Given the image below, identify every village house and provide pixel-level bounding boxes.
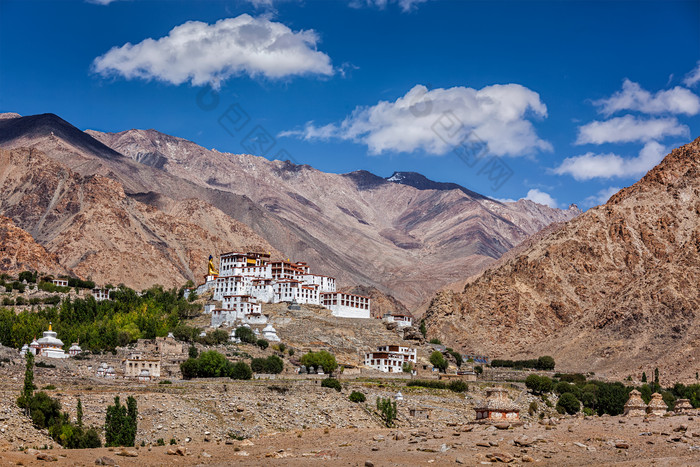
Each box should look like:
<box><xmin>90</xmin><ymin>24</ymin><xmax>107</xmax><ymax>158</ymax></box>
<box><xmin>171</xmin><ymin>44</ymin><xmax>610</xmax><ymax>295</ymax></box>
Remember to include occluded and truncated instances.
<box><xmin>623</xmin><ymin>389</ymin><xmax>647</xmax><ymax>416</ymax></box>
<box><xmin>474</xmin><ymin>387</ymin><xmax>520</xmax><ymax>421</ymax></box>
<box><xmin>409</xmin><ymin>407</ymin><xmax>432</xmax><ymax>420</ymax></box>
<box><xmin>364</xmin><ymin>345</ymin><xmax>417</xmax><ymax>373</ymax></box>
<box><xmin>91</xmin><ymin>288</ymin><xmax>111</xmax><ymax>301</ymax></box>
<box><xmin>196</xmin><ymin>252</ymin><xmax>371</xmax><ymax>326</ymax></box>
<box><xmin>51</xmin><ymin>279</ymin><xmax>69</xmax><ymax>287</ymax></box>
<box><xmin>123</xmin><ymin>353</ymin><xmax>161</xmax><ymax>380</ymax></box>
<box><xmin>382</xmin><ymin>313</ymin><xmax>413</xmax><ymax>327</ymax></box>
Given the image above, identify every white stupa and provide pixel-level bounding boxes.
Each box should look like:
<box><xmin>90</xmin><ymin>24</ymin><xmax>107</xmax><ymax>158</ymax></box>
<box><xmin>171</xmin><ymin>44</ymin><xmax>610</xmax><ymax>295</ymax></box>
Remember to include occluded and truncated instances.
<box><xmin>262</xmin><ymin>323</ymin><xmax>280</xmax><ymax>342</ymax></box>
<box><xmin>69</xmin><ymin>342</ymin><xmax>82</xmax><ymax>356</ymax></box>
<box><xmin>35</xmin><ymin>323</ymin><xmax>67</xmax><ymax>359</ymax></box>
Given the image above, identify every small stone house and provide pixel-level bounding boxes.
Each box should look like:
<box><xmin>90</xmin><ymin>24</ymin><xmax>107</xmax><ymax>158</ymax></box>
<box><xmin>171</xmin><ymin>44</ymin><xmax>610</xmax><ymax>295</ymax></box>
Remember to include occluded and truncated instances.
<box><xmin>646</xmin><ymin>393</ymin><xmax>667</xmax><ymax>416</ymax></box>
<box><xmin>623</xmin><ymin>389</ymin><xmax>647</xmax><ymax>417</ymax></box>
<box><xmin>409</xmin><ymin>407</ymin><xmax>432</xmax><ymax>420</ymax></box>
<box><xmin>474</xmin><ymin>387</ymin><xmax>520</xmax><ymax>421</ymax></box>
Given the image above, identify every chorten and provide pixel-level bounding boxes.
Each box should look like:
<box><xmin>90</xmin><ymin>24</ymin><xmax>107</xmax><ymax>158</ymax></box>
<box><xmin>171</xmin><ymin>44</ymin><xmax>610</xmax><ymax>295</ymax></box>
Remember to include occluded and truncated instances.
<box><xmin>262</xmin><ymin>323</ymin><xmax>280</xmax><ymax>342</ymax></box>
<box><xmin>623</xmin><ymin>389</ymin><xmax>647</xmax><ymax>416</ymax></box>
<box><xmin>646</xmin><ymin>393</ymin><xmax>668</xmax><ymax>416</ymax></box>
<box><xmin>673</xmin><ymin>398</ymin><xmax>693</xmax><ymax>414</ymax></box>
<box><xmin>474</xmin><ymin>387</ymin><xmax>520</xmax><ymax>421</ymax></box>
<box><xmin>35</xmin><ymin>323</ymin><xmax>67</xmax><ymax>359</ymax></box>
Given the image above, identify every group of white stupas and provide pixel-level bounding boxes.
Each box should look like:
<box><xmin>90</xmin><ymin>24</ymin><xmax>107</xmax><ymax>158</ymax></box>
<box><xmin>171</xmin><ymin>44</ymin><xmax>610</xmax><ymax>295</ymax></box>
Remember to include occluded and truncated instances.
<box><xmin>20</xmin><ymin>322</ymin><xmax>81</xmax><ymax>359</ymax></box>
<box><xmin>191</xmin><ymin>252</ymin><xmax>372</xmax><ymax>329</ymax></box>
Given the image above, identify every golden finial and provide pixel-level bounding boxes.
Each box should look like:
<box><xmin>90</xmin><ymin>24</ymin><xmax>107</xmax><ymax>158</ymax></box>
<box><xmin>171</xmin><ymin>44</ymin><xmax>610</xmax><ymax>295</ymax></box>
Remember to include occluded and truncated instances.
<box><xmin>49</xmin><ymin>322</ymin><xmax>52</xmax><ymax>332</ymax></box>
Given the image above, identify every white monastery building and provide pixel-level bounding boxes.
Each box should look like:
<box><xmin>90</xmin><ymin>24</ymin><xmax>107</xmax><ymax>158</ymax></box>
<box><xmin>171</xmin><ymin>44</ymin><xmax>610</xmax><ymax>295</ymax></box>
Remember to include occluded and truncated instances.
<box><xmin>196</xmin><ymin>252</ymin><xmax>371</xmax><ymax>327</ymax></box>
<box><xmin>382</xmin><ymin>313</ymin><xmax>413</xmax><ymax>327</ymax></box>
<box><xmin>364</xmin><ymin>345</ymin><xmax>417</xmax><ymax>373</ymax></box>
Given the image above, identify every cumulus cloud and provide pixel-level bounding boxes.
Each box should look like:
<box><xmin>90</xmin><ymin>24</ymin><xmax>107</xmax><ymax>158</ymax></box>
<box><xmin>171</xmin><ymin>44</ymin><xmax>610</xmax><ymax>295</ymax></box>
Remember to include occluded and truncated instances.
<box><xmin>281</xmin><ymin>84</ymin><xmax>552</xmax><ymax>157</ymax></box>
<box><xmin>350</xmin><ymin>0</ymin><xmax>431</xmax><ymax>11</ymax></box>
<box><xmin>583</xmin><ymin>186</ymin><xmax>621</xmax><ymax>208</ymax></box>
<box><xmin>92</xmin><ymin>15</ymin><xmax>334</xmax><ymax>86</ymax></box>
<box><xmin>553</xmin><ymin>141</ymin><xmax>666</xmax><ymax>181</ymax></box>
<box><xmin>593</xmin><ymin>79</ymin><xmax>700</xmax><ymax>116</ymax></box>
<box><xmin>524</xmin><ymin>189</ymin><xmax>558</xmax><ymax>208</ymax></box>
<box><xmin>684</xmin><ymin>61</ymin><xmax>700</xmax><ymax>87</ymax></box>
<box><xmin>575</xmin><ymin>115</ymin><xmax>688</xmax><ymax>145</ymax></box>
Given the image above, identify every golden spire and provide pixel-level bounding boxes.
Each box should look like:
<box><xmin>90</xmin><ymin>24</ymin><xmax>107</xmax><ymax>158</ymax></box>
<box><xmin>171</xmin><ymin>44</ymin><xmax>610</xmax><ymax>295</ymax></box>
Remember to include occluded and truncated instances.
<box><xmin>49</xmin><ymin>322</ymin><xmax>52</xmax><ymax>332</ymax></box>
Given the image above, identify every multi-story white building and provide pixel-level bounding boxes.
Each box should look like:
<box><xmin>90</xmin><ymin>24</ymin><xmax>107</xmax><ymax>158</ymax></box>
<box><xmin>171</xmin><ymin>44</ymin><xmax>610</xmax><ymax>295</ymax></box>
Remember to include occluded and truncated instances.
<box><xmin>383</xmin><ymin>313</ymin><xmax>413</xmax><ymax>327</ymax></box>
<box><xmin>364</xmin><ymin>345</ymin><xmax>417</xmax><ymax>373</ymax></box>
<box><xmin>322</xmin><ymin>292</ymin><xmax>371</xmax><ymax>319</ymax></box>
<box><xmin>201</xmin><ymin>252</ymin><xmax>370</xmax><ymax>327</ymax></box>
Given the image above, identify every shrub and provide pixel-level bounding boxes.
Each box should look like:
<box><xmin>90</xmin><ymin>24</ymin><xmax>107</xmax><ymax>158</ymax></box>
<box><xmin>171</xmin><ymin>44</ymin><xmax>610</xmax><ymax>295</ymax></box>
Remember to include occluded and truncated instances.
<box><xmin>288</xmin><ymin>348</ymin><xmax>295</xmax><ymax>356</ymax></box>
<box><xmin>537</xmin><ymin>356</ymin><xmax>556</xmax><ymax>370</ymax></box>
<box><xmin>474</xmin><ymin>365</ymin><xmax>483</xmax><ymax>374</ymax></box>
<box><xmin>556</xmin><ymin>393</ymin><xmax>580</xmax><ymax>415</ymax></box>
<box><xmin>349</xmin><ymin>391</ymin><xmax>366</xmax><ymax>403</ymax></box>
<box><xmin>256</xmin><ymin>339</ymin><xmax>269</xmax><ymax>350</ymax></box>
<box><xmin>156</xmin><ymin>438</ymin><xmax>165</xmax><ymax>446</ymax></box>
<box><xmin>277</xmin><ymin>343</ymin><xmax>286</xmax><ymax>353</ymax></box>
<box><xmin>169</xmin><ymin>438</ymin><xmax>177</xmax><ymax>445</ymax></box>
<box><xmin>407</xmin><ymin>380</ymin><xmax>447</xmax><ymax>390</ymax></box>
<box><xmin>36</xmin><ymin>361</ymin><xmax>56</xmax><ymax>369</ymax></box>
<box><xmin>179</xmin><ymin>358</ymin><xmax>200</xmax><ymax>380</ymax></box>
<box><xmin>42</xmin><ymin>385</ymin><xmax>57</xmax><ymax>390</ymax></box>
<box><xmin>188</xmin><ymin>345</ymin><xmax>198</xmax><ymax>359</ymax></box>
<box><xmin>582</xmin><ymin>407</ymin><xmax>595</xmax><ymax>416</ymax></box>
<box><xmin>321</xmin><ymin>378</ymin><xmax>342</xmax><ymax>392</ymax></box>
<box><xmin>251</xmin><ymin>355</ymin><xmax>284</xmax><ymax>374</ymax></box>
<box><xmin>448</xmin><ymin>380</ymin><xmax>468</xmax><ymax>393</ymax></box>
<box><xmin>429</xmin><ymin>338</ymin><xmax>442</xmax><ymax>345</ymax></box>
<box><xmin>200</xmin><ymin>329</ymin><xmax>229</xmax><ymax>346</ymax></box>
<box><xmin>448</xmin><ymin>350</ymin><xmax>463</xmax><ymax>368</ymax></box>
<box><xmin>159</xmin><ymin>380</ymin><xmax>172</xmax><ymax>385</ymax></box>
<box><xmin>528</xmin><ymin>401</ymin><xmax>538</xmax><ymax>415</ymax></box>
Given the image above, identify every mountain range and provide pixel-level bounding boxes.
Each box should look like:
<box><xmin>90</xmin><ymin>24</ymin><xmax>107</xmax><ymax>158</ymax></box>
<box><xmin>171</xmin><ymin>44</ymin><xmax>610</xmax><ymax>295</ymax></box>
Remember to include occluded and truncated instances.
<box><xmin>423</xmin><ymin>137</ymin><xmax>700</xmax><ymax>383</ymax></box>
<box><xmin>0</xmin><ymin>112</ymin><xmax>579</xmax><ymax>309</ymax></box>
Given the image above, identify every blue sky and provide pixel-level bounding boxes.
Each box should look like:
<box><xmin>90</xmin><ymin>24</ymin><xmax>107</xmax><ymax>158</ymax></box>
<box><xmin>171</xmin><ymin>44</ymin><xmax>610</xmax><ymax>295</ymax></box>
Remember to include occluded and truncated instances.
<box><xmin>1</xmin><ymin>0</ymin><xmax>699</xmax><ymax>208</ymax></box>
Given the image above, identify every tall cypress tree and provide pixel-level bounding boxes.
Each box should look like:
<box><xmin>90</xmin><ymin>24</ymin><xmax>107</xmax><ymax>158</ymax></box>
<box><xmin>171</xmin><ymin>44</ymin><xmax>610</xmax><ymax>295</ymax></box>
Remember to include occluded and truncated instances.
<box><xmin>19</xmin><ymin>352</ymin><xmax>34</xmax><ymax>415</ymax></box>
<box><xmin>76</xmin><ymin>398</ymin><xmax>83</xmax><ymax>428</ymax></box>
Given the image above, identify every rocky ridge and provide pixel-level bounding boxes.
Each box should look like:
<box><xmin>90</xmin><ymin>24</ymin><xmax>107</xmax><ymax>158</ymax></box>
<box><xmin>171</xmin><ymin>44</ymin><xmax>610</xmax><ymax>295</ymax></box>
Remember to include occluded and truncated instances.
<box><xmin>423</xmin><ymin>137</ymin><xmax>700</xmax><ymax>383</ymax></box>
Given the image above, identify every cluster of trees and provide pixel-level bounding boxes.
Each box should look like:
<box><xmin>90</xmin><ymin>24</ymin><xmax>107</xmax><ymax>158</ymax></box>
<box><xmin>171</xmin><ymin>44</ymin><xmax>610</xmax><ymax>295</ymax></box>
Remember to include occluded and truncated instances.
<box><xmin>180</xmin><ymin>350</ymin><xmax>253</xmax><ymax>380</ymax></box>
<box><xmin>251</xmin><ymin>355</ymin><xmax>284</xmax><ymax>374</ymax></box>
<box><xmin>300</xmin><ymin>350</ymin><xmax>338</xmax><ymax>375</ymax></box>
<box><xmin>376</xmin><ymin>397</ymin><xmax>397</xmax><ymax>427</ymax></box>
<box><xmin>491</xmin><ymin>356</ymin><xmax>555</xmax><ymax>371</ymax></box>
<box><xmin>104</xmin><ymin>396</ymin><xmax>138</xmax><ymax>447</ymax></box>
<box><xmin>16</xmin><ymin>353</ymin><xmax>101</xmax><ymax>448</ymax></box>
<box><xmin>0</xmin><ymin>286</ymin><xmax>199</xmax><ymax>351</ymax></box>
<box><xmin>2</xmin><ymin>295</ymin><xmax>61</xmax><ymax>307</ymax></box>
<box><xmin>525</xmin><ymin>373</ymin><xmax>700</xmax><ymax>416</ymax></box>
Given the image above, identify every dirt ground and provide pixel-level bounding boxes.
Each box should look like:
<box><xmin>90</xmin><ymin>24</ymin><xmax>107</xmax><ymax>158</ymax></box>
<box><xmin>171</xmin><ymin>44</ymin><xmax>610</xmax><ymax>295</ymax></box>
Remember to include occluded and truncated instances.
<box><xmin>1</xmin><ymin>413</ymin><xmax>698</xmax><ymax>466</ymax></box>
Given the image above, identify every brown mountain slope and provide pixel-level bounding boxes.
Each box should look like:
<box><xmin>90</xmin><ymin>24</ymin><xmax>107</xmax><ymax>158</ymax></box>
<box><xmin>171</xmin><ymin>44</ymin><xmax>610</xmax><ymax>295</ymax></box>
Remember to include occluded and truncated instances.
<box><xmin>0</xmin><ymin>113</ymin><xmax>579</xmax><ymax>308</ymax></box>
<box><xmin>423</xmin><ymin>138</ymin><xmax>700</xmax><ymax>383</ymax></box>
<box><xmin>0</xmin><ymin>148</ymin><xmax>277</xmax><ymax>289</ymax></box>
<box><xmin>0</xmin><ymin>216</ymin><xmax>68</xmax><ymax>277</ymax></box>
<box><xmin>86</xmin><ymin>127</ymin><xmax>579</xmax><ymax>308</ymax></box>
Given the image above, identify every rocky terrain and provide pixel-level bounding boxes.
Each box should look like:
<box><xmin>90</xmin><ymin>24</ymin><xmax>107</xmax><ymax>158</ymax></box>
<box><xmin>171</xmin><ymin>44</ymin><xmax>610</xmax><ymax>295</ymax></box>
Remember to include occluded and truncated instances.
<box><xmin>423</xmin><ymin>137</ymin><xmax>700</xmax><ymax>383</ymax></box>
<box><xmin>0</xmin><ymin>216</ymin><xmax>68</xmax><ymax>277</ymax></box>
<box><xmin>0</xmin><ymin>112</ymin><xmax>579</xmax><ymax>308</ymax></box>
<box><xmin>0</xmin><ymin>148</ymin><xmax>278</xmax><ymax>290</ymax></box>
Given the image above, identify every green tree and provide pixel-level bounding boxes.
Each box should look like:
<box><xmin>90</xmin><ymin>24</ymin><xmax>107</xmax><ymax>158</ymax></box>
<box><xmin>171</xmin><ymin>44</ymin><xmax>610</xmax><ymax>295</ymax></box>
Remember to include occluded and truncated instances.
<box><xmin>76</xmin><ymin>398</ymin><xmax>83</xmax><ymax>428</ymax></box>
<box><xmin>234</xmin><ymin>326</ymin><xmax>256</xmax><ymax>344</ymax></box>
<box><xmin>256</xmin><ymin>338</ymin><xmax>269</xmax><ymax>350</ymax></box>
<box><xmin>228</xmin><ymin>361</ymin><xmax>253</xmax><ymax>380</ymax></box>
<box><xmin>188</xmin><ymin>345</ymin><xmax>198</xmax><ymax>359</ymax></box>
<box><xmin>180</xmin><ymin>358</ymin><xmax>199</xmax><ymax>379</ymax></box>
<box><xmin>376</xmin><ymin>397</ymin><xmax>397</xmax><ymax>427</ymax></box>
<box><xmin>197</xmin><ymin>350</ymin><xmax>229</xmax><ymax>377</ymax></box>
<box><xmin>556</xmin><ymin>393</ymin><xmax>580</xmax><ymax>415</ymax></box>
<box><xmin>641</xmin><ymin>372</ymin><xmax>647</xmax><ymax>383</ymax></box>
<box><xmin>349</xmin><ymin>391</ymin><xmax>366</xmax><ymax>403</ymax></box>
<box><xmin>419</xmin><ymin>320</ymin><xmax>427</xmax><ymax>338</ymax></box>
<box><xmin>18</xmin><ymin>352</ymin><xmax>35</xmax><ymax>415</ymax></box>
<box><xmin>537</xmin><ymin>356</ymin><xmax>556</xmax><ymax>370</ymax></box>
<box><xmin>654</xmin><ymin>367</ymin><xmax>659</xmax><ymax>385</ymax></box>
<box><xmin>448</xmin><ymin>350</ymin><xmax>463</xmax><ymax>368</ymax></box>
<box><xmin>104</xmin><ymin>396</ymin><xmax>137</xmax><ymax>447</ymax></box>
<box><xmin>429</xmin><ymin>351</ymin><xmax>448</xmax><ymax>372</ymax></box>
<box><xmin>300</xmin><ymin>350</ymin><xmax>338</xmax><ymax>375</ymax></box>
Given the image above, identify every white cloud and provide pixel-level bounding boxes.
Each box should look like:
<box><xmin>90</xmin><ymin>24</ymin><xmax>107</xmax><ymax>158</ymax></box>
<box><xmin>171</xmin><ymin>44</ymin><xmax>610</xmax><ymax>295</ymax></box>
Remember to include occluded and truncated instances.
<box><xmin>553</xmin><ymin>141</ymin><xmax>666</xmax><ymax>181</ymax></box>
<box><xmin>350</xmin><ymin>0</ymin><xmax>430</xmax><ymax>11</ymax></box>
<box><xmin>683</xmin><ymin>61</ymin><xmax>700</xmax><ymax>87</ymax></box>
<box><xmin>523</xmin><ymin>189</ymin><xmax>558</xmax><ymax>208</ymax></box>
<box><xmin>583</xmin><ymin>186</ymin><xmax>621</xmax><ymax>208</ymax></box>
<box><xmin>593</xmin><ymin>79</ymin><xmax>700</xmax><ymax>116</ymax></box>
<box><xmin>281</xmin><ymin>84</ymin><xmax>552</xmax><ymax>157</ymax></box>
<box><xmin>92</xmin><ymin>15</ymin><xmax>334</xmax><ymax>86</ymax></box>
<box><xmin>575</xmin><ymin>115</ymin><xmax>688</xmax><ymax>145</ymax></box>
